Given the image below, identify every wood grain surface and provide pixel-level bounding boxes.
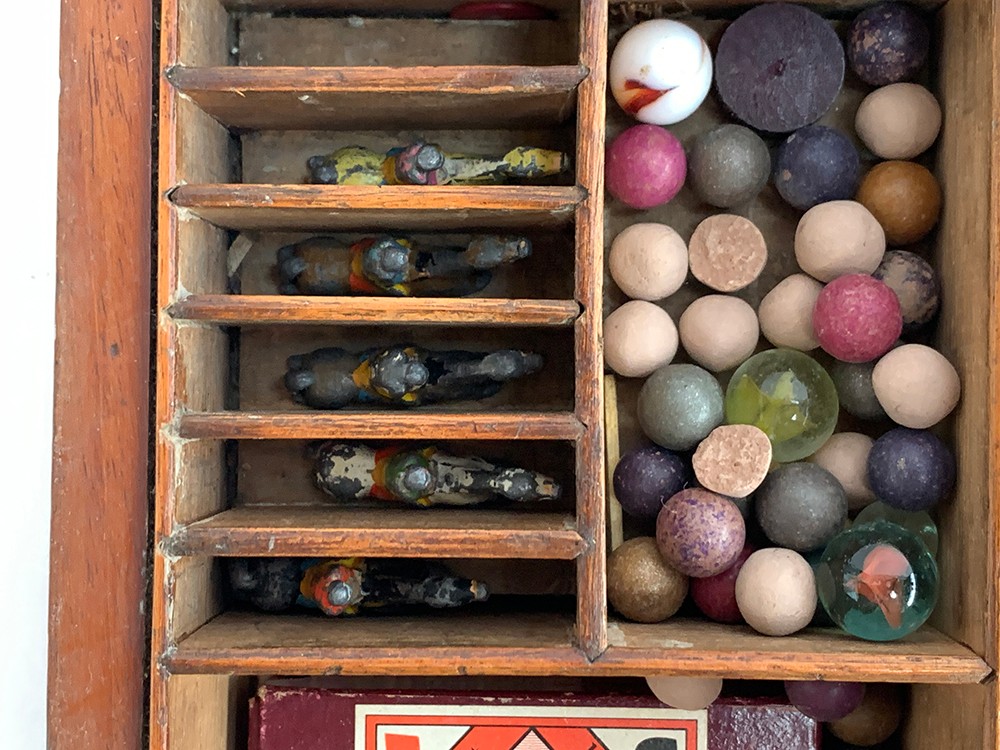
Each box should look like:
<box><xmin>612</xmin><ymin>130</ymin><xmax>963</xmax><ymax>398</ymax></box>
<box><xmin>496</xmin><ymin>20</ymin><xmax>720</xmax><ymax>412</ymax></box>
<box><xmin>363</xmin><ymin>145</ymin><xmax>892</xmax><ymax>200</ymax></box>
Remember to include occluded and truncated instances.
<box><xmin>178</xmin><ymin>411</ymin><xmax>585</xmax><ymax>440</ymax></box>
<box><xmin>170</xmin><ymin>184</ymin><xmax>584</xmax><ymax>230</ymax></box>
<box><xmin>164</xmin><ymin>612</ymin><xmax>990</xmax><ymax>682</ymax></box>
<box><xmin>169</xmin><ymin>294</ymin><xmax>580</xmax><ymax>326</ymax></box>
<box><xmin>48</xmin><ymin>0</ymin><xmax>152</xmax><ymax>747</ymax></box>
<box><xmin>167</xmin><ymin>507</ymin><xmax>585</xmax><ymax>559</ymax></box>
<box><xmin>574</xmin><ymin>0</ymin><xmax>608</xmax><ymax>662</ymax></box>
<box><xmin>167</xmin><ymin>65</ymin><xmax>585</xmax><ymax>129</ymax></box>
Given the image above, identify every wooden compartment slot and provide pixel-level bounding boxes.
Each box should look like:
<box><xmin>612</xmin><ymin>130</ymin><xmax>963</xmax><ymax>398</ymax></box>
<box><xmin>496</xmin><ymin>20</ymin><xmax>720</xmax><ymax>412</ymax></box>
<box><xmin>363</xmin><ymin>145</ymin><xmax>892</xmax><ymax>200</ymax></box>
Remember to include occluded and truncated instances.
<box><xmin>167</xmin><ymin>65</ymin><xmax>586</xmax><ymax>131</ymax></box>
<box><xmin>171</xmin><ymin>224</ymin><xmax>578</xmax><ymax>305</ymax></box>
<box><xmin>236</xmin><ymin>17</ymin><xmax>579</xmax><ymax>68</ymax></box>
<box><xmin>235</xmin><ymin>324</ymin><xmax>574</xmax><ymax>411</ymax></box>
<box><xmin>167</xmin><ymin>437</ymin><xmax>582</xmax><ymax>559</ymax></box>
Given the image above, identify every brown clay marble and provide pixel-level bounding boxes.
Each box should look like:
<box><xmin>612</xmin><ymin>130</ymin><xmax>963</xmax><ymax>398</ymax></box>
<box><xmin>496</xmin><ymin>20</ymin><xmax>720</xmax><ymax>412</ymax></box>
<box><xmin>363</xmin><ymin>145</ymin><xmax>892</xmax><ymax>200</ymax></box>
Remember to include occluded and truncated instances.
<box><xmin>757</xmin><ymin>273</ymin><xmax>823</xmax><ymax>351</ymax></box>
<box><xmin>609</xmin><ymin>223</ymin><xmax>689</xmax><ymax>301</ymax></box>
<box><xmin>688</xmin><ymin>214</ymin><xmax>768</xmax><ymax>292</ymax></box>
<box><xmin>856</xmin><ymin>161</ymin><xmax>941</xmax><ymax>245</ymax></box>
<box><xmin>604</xmin><ymin>300</ymin><xmax>679</xmax><ymax>378</ymax></box>
<box><xmin>828</xmin><ymin>683</ymin><xmax>904</xmax><ymax>746</ymax></box>
<box><xmin>794</xmin><ymin>200</ymin><xmax>886</xmax><ymax>282</ymax></box>
<box><xmin>855</xmin><ymin>83</ymin><xmax>942</xmax><ymax>160</ymax></box>
<box><xmin>692</xmin><ymin>424</ymin><xmax>773</xmax><ymax>498</ymax></box>
<box><xmin>607</xmin><ymin>537</ymin><xmax>689</xmax><ymax>623</ymax></box>
<box><xmin>678</xmin><ymin>295</ymin><xmax>759</xmax><ymax>372</ymax></box>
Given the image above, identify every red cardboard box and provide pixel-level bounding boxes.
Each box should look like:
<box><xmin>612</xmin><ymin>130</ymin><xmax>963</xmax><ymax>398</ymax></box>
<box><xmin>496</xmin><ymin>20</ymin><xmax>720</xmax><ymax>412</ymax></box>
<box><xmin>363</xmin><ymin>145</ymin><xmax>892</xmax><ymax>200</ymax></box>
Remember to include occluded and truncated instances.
<box><xmin>249</xmin><ymin>686</ymin><xmax>819</xmax><ymax>750</ymax></box>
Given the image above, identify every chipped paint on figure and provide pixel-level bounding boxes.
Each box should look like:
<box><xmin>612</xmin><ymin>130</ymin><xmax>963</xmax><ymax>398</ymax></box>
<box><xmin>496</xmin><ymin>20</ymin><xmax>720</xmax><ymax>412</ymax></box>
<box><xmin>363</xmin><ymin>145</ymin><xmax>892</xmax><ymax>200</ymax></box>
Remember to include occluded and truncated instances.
<box><xmin>315</xmin><ymin>442</ymin><xmax>562</xmax><ymax>507</ymax></box>
<box><xmin>306</xmin><ymin>141</ymin><xmax>571</xmax><ymax>186</ymax></box>
<box><xmin>227</xmin><ymin>557</ymin><xmax>489</xmax><ymax>616</ymax></box>
<box><xmin>276</xmin><ymin>234</ymin><xmax>531</xmax><ymax>297</ymax></box>
<box><xmin>285</xmin><ymin>345</ymin><xmax>543</xmax><ymax>409</ymax></box>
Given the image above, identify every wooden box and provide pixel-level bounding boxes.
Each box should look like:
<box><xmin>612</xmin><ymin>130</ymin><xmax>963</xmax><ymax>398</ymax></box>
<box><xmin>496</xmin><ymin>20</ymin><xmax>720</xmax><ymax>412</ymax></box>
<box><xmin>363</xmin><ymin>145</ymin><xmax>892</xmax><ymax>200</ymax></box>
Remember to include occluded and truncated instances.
<box><xmin>146</xmin><ymin>0</ymin><xmax>998</xmax><ymax>748</ymax></box>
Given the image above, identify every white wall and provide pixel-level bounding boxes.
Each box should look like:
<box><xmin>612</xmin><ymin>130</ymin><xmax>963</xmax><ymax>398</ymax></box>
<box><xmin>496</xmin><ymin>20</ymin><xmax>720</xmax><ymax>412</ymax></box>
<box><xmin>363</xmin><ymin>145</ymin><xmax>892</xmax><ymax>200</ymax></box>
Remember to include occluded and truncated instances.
<box><xmin>0</xmin><ymin>3</ymin><xmax>60</xmax><ymax>749</ymax></box>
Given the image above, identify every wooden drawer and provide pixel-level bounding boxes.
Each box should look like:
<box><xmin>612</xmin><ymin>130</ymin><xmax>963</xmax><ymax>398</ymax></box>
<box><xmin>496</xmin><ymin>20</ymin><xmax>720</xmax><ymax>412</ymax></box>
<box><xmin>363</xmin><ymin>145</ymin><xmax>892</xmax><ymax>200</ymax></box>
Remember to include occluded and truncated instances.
<box><xmin>147</xmin><ymin>0</ymin><xmax>999</xmax><ymax>748</ymax></box>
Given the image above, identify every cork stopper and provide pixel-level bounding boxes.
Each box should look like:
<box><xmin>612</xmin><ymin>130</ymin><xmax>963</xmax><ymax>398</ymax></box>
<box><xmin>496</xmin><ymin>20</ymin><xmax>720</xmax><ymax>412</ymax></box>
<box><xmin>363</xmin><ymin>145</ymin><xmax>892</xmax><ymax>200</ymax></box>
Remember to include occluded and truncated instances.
<box><xmin>692</xmin><ymin>424</ymin><xmax>773</xmax><ymax>497</ymax></box>
<box><xmin>688</xmin><ymin>214</ymin><xmax>767</xmax><ymax>292</ymax></box>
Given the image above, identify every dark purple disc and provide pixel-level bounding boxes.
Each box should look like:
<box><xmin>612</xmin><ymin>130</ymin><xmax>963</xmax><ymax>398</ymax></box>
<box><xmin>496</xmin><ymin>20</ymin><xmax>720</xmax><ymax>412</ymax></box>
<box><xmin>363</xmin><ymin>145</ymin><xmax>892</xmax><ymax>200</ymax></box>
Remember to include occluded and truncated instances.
<box><xmin>715</xmin><ymin>4</ymin><xmax>845</xmax><ymax>133</ymax></box>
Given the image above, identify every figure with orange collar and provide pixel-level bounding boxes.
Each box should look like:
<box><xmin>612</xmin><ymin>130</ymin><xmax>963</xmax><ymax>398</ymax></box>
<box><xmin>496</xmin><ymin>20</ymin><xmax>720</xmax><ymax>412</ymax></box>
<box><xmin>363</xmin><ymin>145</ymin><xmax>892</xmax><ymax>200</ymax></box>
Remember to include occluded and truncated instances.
<box><xmin>227</xmin><ymin>557</ymin><xmax>489</xmax><ymax>616</ymax></box>
<box><xmin>276</xmin><ymin>234</ymin><xmax>531</xmax><ymax>297</ymax></box>
<box><xmin>284</xmin><ymin>345</ymin><xmax>543</xmax><ymax>410</ymax></box>
<box><xmin>314</xmin><ymin>441</ymin><xmax>561</xmax><ymax>508</ymax></box>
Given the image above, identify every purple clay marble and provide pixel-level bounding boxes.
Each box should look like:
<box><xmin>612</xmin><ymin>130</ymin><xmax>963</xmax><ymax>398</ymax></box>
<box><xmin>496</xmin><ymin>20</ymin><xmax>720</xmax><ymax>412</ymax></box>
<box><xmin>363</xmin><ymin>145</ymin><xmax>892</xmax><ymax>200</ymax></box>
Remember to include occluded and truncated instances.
<box><xmin>784</xmin><ymin>680</ymin><xmax>867</xmax><ymax>722</ymax></box>
<box><xmin>715</xmin><ymin>4</ymin><xmax>844</xmax><ymax>133</ymax></box>
<box><xmin>847</xmin><ymin>2</ymin><xmax>931</xmax><ymax>86</ymax></box>
<box><xmin>656</xmin><ymin>488</ymin><xmax>746</xmax><ymax>578</ymax></box>
<box><xmin>873</xmin><ymin>249</ymin><xmax>940</xmax><ymax>332</ymax></box>
<box><xmin>867</xmin><ymin>427</ymin><xmax>955</xmax><ymax>511</ymax></box>
<box><xmin>774</xmin><ymin>126</ymin><xmax>861</xmax><ymax>211</ymax></box>
<box><xmin>613</xmin><ymin>446</ymin><xmax>690</xmax><ymax>520</ymax></box>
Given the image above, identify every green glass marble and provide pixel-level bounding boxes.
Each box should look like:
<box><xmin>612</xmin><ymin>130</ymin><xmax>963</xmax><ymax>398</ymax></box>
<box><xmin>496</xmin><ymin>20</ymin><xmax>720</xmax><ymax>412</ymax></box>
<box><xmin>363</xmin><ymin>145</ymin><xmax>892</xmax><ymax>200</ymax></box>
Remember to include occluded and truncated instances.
<box><xmin>855</xmin><ymin>501</ymin><xmax>939</xmax><ymax>557</ymax></box>
<box><xmin>724</xmin><ymin>348</ymin><xmax>839</xmax><ymax>462</ymax></box>
<box><xmin>817</xmin><ymin>520</ymin><xmax>939</xmax><ymax>642</ymax></box>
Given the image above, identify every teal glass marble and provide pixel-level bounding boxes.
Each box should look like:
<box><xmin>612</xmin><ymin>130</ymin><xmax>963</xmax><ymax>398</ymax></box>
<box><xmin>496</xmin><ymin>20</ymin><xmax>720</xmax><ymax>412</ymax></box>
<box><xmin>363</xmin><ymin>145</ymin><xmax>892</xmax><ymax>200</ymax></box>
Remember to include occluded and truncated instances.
<box><xmin>817</xmin><ymin>520</ymin><xmax>939</xmax><ymax>641</ymax></box>
<box><xmin>724</xmin><ymin>349</ymin><xmax>839</xmax><ymax>462</ymax></box>
<box><xmin>855</xmin><ymin>501</ymin><xmax>939</xmax><ymax>557</ymax></box>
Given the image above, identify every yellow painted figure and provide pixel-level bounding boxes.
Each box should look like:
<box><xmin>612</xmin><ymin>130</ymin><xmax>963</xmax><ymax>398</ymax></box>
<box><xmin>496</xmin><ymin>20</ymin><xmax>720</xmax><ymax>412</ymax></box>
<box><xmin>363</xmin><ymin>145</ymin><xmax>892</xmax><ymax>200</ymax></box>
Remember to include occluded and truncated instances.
<box><xmin>307</xmin><ymin>141</ymin><xmax>570</xmax><ymax>186</ymax></box>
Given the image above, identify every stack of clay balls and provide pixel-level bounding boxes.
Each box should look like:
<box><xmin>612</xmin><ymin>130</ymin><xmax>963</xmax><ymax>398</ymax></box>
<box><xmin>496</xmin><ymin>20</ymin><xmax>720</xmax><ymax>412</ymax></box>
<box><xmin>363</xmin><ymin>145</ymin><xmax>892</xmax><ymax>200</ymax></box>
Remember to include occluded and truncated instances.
<box><xmin>605</xmin><ymin>2</ymin><xmax>962</xmax><ymax>644</ymax></box>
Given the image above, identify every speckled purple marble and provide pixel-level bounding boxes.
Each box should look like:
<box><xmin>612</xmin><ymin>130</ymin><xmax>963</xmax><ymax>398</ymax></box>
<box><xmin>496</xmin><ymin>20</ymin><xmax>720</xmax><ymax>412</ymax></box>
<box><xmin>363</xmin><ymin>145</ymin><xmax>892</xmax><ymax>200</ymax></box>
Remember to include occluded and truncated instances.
<box><xmin>656</xmin><ymin>488</ymin><xmax>746</xmax><ymax>578</ymax></box>
<box><xmin>613</xmin><ymin>446</ymin><xmax>690</xmax><ymax>520</ymax></box>
<box><xmin>847</xmin><ymin>2</ymin><xmax>930</xmax><ymax>86</ymax></box>
<box><xmin>873</xmin><ymin>249</ymin><xmax>940</xmax><ymax>331</ymax></box>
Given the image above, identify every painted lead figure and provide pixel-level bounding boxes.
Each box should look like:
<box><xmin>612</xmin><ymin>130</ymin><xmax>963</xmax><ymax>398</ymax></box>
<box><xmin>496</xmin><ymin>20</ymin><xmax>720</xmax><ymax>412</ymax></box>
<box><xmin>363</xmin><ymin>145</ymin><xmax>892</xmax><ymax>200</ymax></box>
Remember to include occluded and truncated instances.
<box><xmin>284</xmin><ymin>345</ymin><xmax>543</xmax><ymax>410</ymax></box>
<box><xmin>276</xmin><ymin>234</ymin><xmax>531</xmax><ymax>297</ymax></box>
<box><xmin>314</xmin><ymin>441</ymin><xmax>561</xmax><ymax>508</ymax></box>
<box><xmin>228</xmin><ymin>557</ymin><xmax>489</xmax><ymax>617</ymax></box>
<box><xmin>306</xmin><ymin>141</ymin><xmax>570</xmax><ymax>186</ymax></box>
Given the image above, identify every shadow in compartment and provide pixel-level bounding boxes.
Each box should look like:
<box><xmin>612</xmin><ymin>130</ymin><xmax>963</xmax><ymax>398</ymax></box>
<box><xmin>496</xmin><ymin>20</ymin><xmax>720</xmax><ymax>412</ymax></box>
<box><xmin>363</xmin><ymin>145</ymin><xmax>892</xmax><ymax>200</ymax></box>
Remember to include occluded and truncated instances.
<box><xmin>232</xmin><ymin>227</ymin><xmax>576</xmax><ymax>300</ymax></box>
<box><xmin>234</xmin><ymin>324</ymin><xmax>575</xmax><ymax>412</ymax></box>
<box><xmin>234</xmin><ymin>438</ymin><xmax>576</xmax><ymax>513</ymax></box>
<box><xmin>230</xmin><ymin>1</ymin><xmax>580</xmax><ymax>67</ymax></box>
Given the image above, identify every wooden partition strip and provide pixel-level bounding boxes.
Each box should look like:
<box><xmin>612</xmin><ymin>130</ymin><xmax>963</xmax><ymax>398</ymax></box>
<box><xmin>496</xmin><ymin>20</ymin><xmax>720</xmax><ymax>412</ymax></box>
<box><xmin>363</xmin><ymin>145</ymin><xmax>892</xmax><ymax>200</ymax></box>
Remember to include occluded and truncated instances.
<box><xmin>168</xmin><ymin>507</ymin><xmax>585</xmax><ymax>559</ymax></box>
<box><xmin>224</xmin><ymin>0</ymin><xmax>574</xmax><ymax>10</ymax></box>
<box><xmin>573</xmin><ymin>0</ymin><xmax>608</xmax><ymax>661</ymax></box>
<box><xmin>167</xmin><ymin>65</ymin><xmax>586</xmax><ymax>130</ymax></box>
<box><xmin>49</xmin><ymin>0</ymin><xmax>152</xmax><ymax>747</ymax></box>
<box><xmin>597</xmin><ymin>621</ymin><xmax>990</xmax><ymax>684</ymax></box>
<box><xmin>168</xmin><ymin>611</ymin><xmax>587</xmax><ymax>676</ymax></box>
<box><xmin>178</xmin><ymin>411</ymin><xmax>584</xmax><ymax>440</ymax></box>
<box><xmin>170</xmin><ymin>184</ymin><xmax>584</xmax><ymax>230</ymax></box>
<box><xmin>169</xmin><ymin>295</ymin><xmax>580</xmax><ymax>327</ymax></box>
